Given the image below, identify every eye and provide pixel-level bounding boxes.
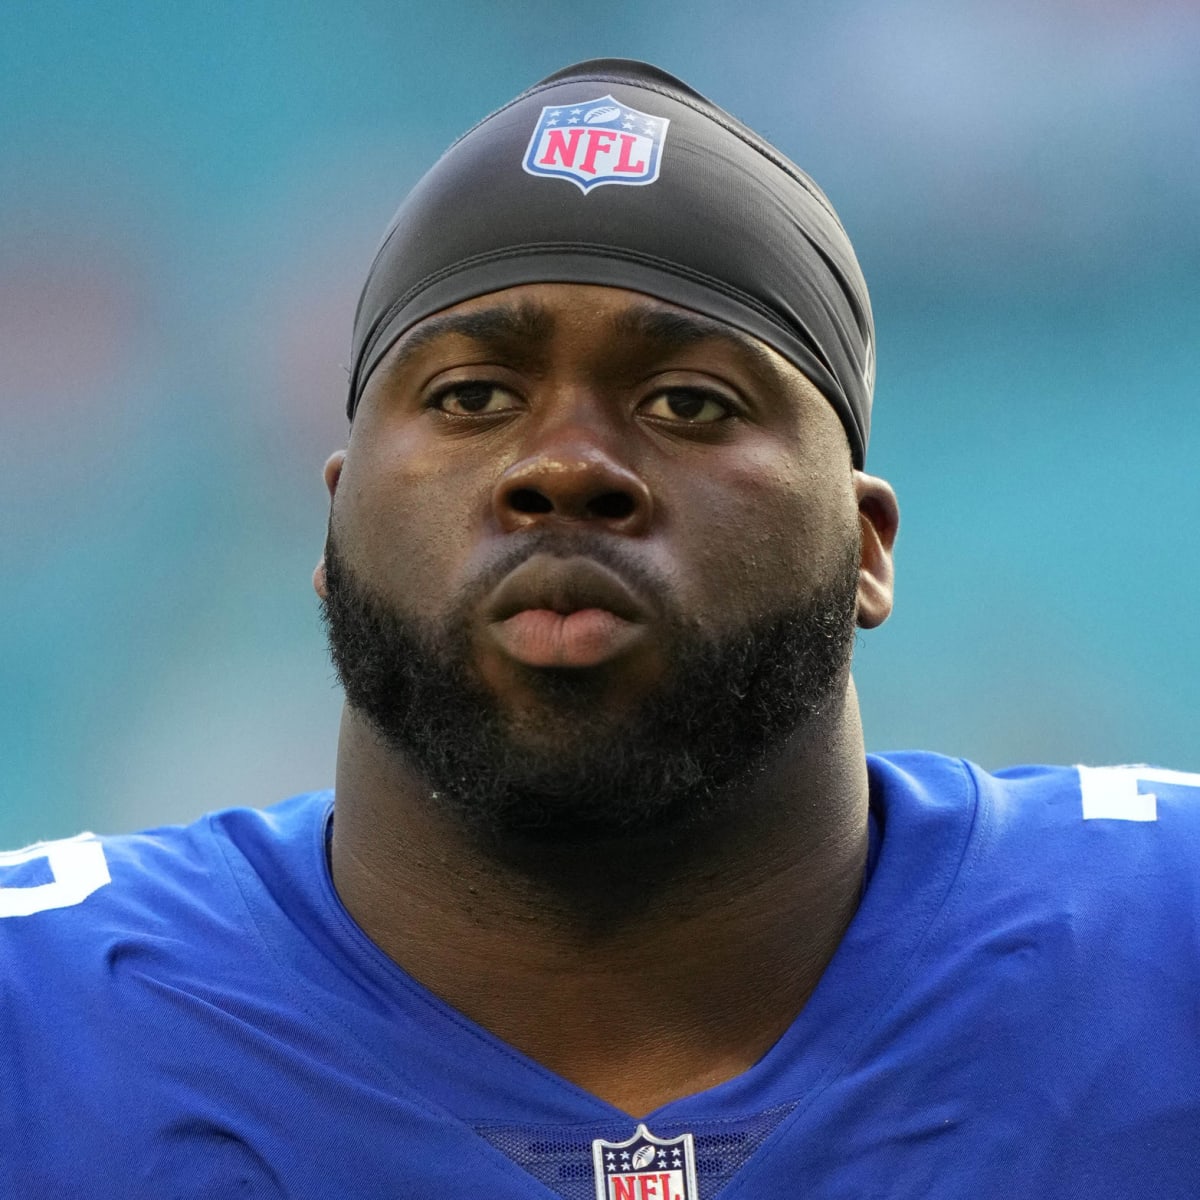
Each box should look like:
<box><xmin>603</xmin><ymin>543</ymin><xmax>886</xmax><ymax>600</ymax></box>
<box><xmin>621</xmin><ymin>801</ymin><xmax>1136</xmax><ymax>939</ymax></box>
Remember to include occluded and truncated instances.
<box><xmin>640</xmin><ymin>388</ymin><xmax>733</xmax><ymax>424</ymax></box>
<box><xmin>429</xmin><ymin>381</ymin><xmax>520</xmax><ymax>416</ymax></box>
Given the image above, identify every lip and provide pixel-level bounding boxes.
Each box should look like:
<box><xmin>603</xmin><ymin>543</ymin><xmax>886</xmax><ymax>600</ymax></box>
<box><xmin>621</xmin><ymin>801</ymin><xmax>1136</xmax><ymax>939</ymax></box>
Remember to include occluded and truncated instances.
<box><xmin>484</xmin><ymin>554</ymin><xmax>652</xmax><ymax>624</ymax></box>
<box><xmin>482</xmin><ymin>554</ymin><xmax>654</xmax><ymax>668</ymax></box>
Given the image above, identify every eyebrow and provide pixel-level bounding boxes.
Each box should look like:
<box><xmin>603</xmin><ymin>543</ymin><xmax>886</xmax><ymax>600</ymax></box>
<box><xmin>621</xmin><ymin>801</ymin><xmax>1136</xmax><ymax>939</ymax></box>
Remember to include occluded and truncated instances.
<box><xmin>607</xmin><ymin>303</ymin><xmax>738</xmax><ymax>347</ymax></box>
<box><xmin>372</xmin><ymin>294</ymin><xmax>784</xmax><ymax>391</ymax></box>
<box><xmin>604</xmin><ymin>303</ymin><xmax>781</xmax><ymax>375</ymax></box>
<box><xmin>376</xmin><ymin>302</ymin><xmax>555</xmax><ymax>382</ymax></box>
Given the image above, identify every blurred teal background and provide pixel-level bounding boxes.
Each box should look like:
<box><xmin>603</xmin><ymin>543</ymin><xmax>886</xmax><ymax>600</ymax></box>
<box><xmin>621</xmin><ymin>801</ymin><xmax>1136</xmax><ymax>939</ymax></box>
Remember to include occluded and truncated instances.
<box><xmin>2</xmin><ymin>0</ymin><xmax>1197</xmax><ymax>846</ymax></box>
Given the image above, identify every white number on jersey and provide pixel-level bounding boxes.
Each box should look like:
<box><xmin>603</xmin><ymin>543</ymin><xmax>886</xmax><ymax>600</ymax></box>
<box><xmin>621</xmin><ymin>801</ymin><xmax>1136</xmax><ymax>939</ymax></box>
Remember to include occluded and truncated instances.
<box><xmin>1078</xmin><ymin>765</ymin><xmax>1200</xmax><ymax>822</ymax></box>
<box><xmin>0</xmin><ymin>834</ymin><xmax>111</xmax><ymax>917</ymax></box>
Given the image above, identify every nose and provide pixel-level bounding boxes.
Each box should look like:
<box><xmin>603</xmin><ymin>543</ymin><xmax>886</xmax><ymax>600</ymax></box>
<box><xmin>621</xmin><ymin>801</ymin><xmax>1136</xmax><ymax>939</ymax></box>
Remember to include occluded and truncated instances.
<box><xmin>493</xmin><ymin>423</ymin><xmax>653</xmax><ymax>536</ymax></box>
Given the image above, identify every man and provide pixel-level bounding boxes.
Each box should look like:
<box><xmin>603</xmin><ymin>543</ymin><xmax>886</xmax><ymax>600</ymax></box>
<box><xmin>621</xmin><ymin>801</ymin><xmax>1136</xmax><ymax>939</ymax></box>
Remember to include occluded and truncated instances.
<box><xmin>1</xmin><ymin>59</ymin><xmax>1197</xmax><ymax>1199</ymax></box>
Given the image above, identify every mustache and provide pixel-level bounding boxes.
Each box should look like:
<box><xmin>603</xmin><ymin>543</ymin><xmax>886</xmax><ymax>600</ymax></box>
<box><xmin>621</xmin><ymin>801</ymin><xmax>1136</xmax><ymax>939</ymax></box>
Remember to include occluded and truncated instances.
<box><xmin>448</xmin><ymin>528</ymin><xmax>678</xmax><ymax>625</ymax></box>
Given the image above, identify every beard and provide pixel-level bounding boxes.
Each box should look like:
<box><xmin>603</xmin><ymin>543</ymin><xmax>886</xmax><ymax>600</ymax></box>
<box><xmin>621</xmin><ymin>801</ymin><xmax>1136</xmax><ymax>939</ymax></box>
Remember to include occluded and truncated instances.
<box><xmin>320</xmin><ymin>528</ymin><xmax>860</xmax><ymax>850</ymax></box>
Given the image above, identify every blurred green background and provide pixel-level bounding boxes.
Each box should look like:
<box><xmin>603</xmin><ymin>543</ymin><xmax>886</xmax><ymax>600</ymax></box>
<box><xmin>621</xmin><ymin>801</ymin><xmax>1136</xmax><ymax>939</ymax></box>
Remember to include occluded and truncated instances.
<box><xmin>3</xmin><ymin>0</ymin><xmax>1197</xmax><ymax>846</ymax></box>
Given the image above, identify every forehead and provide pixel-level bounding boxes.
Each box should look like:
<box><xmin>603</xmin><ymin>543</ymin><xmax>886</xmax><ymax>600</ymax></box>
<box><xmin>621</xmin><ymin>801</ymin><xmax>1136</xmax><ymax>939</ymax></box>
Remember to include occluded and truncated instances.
<box><xmin>365</xmin><ymin>282</ymin><xmax>825</xmax><ymax>400</ymax></box>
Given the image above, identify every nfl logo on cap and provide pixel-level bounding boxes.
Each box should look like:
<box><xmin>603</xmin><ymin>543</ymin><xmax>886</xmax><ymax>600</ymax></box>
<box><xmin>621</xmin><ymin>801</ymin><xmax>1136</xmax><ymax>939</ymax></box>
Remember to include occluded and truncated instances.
<box><xmin>591</xmin><ymin>1124</ymin><xmax>698</xmax><ymax>1200</ymax></box>
<box><xmin>523</xmin><ymin>96</ymin><xmax>669</xmax><ymax>193</ymax></box>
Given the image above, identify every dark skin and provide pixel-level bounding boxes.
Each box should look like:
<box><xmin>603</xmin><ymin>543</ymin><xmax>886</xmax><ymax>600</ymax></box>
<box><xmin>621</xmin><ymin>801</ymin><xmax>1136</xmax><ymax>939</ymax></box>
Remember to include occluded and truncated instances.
<box><xmin>314</xmin><ymin>283</ymin><xmax>899</xmax><ymax>1116</ymax></box>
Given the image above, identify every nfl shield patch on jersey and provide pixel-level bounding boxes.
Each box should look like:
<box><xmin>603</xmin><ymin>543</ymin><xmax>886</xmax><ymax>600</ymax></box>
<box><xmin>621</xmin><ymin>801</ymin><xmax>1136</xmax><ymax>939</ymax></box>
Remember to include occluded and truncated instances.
<box><xmin>592</xmin><ymin>1124</ymin><xmax>698</xmax><ymax>1200</ymax></box>
<box><xmin>523</xmin><ymin>96</ymin><xmax>669</xmax><ymax>192</ymax></box>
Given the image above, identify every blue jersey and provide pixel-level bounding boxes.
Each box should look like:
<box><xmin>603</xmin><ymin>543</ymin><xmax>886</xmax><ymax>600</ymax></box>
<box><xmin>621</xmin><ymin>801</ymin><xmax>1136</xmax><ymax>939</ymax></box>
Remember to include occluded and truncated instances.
<box><xmin>2</xmin><ymin>753</ymin><xmax>1199</xmax><ymax>1198</ymax></box>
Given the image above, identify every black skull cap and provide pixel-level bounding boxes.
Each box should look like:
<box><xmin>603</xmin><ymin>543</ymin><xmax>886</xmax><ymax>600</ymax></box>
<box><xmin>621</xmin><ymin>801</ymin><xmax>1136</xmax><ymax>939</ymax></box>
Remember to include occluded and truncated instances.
<box><xmin>347</xmin><ymin>58</ymin><xmax>875</xmax><ymax>466</ymax></box>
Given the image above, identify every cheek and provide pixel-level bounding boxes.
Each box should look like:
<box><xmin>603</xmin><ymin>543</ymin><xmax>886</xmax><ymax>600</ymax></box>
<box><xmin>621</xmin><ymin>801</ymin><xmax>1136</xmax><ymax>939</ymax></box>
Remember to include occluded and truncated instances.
<box><xmin>667</xmin><ymin>446</ymin><xmax>856</xmax><ymax>625</ymax></box>
<box><xmin>335</xmin><ymin>428</ymin><xmax>490</xmax><ymax>613</ymax></box>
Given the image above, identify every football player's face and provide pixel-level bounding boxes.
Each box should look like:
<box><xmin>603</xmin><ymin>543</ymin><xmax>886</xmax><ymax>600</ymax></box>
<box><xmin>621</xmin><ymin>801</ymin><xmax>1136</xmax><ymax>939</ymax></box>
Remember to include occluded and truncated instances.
<box><xmin>318</xmin><ymin>282</ymin><xmax>893</xmax><ymax>726</ymax></box>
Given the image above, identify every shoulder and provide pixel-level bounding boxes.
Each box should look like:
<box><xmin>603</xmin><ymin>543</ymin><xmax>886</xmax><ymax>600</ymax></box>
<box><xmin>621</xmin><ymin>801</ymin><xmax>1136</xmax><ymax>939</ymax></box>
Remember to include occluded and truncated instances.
<box><xmin>973</xmin><ymin>759</ymin><xmax>1200</xmax><ymax>866</ymax></box>
<box><xmin>869</xmin><ymin>750</ymin><xmax>1200</xmax><ymax>926</ymax></box>
<box><xmin>871</xmin><ymin>750</ymin><xmax>1200</xmax><ymax>838</ymax></box>
<box><xmin>868</xmin><ymin>751</ymin><xmax>1200</xmax><ymax>999</ymax></box>
<box><xmin>0</xmin><ymin>792</ymin><xmax>334</xmax><ymax>1170</ymax></box>
<box><xmin>0</xmin><ymin>791</ymin><xmax>332</xmax><ymax>976</ymax></box>
<box><xmin>828</xmin><ymin>756</ymin><xmax>1200</xmax><ymax>1192</ymax></box>
<box><xmin>873</xmin><ymin>751</ymin><xmax>1200</xmax><ymax>957</ymax></box>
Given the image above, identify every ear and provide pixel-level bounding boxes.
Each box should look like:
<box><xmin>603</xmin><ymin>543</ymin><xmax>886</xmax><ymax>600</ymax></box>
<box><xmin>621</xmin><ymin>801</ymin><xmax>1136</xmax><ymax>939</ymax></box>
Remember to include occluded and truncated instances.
<box><xmin>323</xmin><ymin>450</ymin><xmax>345</xmax><ymax>498</ymax></box>
<box><xmin>313</xmin><ymin>451</ymin><xmax>346</xmax><ymax>601</ymax></box>
<box><xmin>853</xmin><ymin>471</ymin><xmax>899</xmax><ymax>629</ymax></box>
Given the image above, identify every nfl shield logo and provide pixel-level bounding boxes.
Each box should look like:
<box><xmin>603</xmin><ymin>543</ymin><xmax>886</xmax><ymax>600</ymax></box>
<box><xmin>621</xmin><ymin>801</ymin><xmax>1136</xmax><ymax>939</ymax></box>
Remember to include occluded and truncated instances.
<box><xmin>592</xmin><ymin>1123</ymin><xmax>698</xmax><ymax>1200</ymax></box>
<box><xmin>523</xmin><ymin>96</ymin><xmax>669</xmax><ymax>193</ymax></box>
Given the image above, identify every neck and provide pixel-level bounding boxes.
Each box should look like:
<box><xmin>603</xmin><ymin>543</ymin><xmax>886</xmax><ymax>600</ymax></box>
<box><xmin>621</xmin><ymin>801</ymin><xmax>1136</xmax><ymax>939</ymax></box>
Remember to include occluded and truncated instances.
<box><xmin>329</xmin><ymin>684</ymin><xmax>870</xmax><ymax>1116</ymax></box>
